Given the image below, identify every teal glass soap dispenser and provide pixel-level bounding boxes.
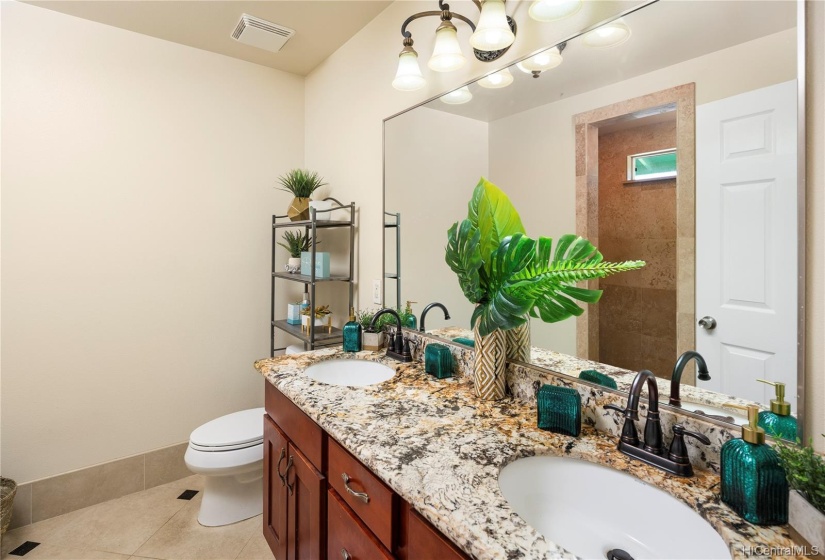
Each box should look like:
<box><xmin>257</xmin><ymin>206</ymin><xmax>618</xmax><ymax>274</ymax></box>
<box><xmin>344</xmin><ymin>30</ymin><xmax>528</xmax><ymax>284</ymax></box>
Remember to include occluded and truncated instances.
<box><xmin>403</xmin><ymin>301</ymin><xmax>417</xmax><ymax>329</ymax></box>
<box><xmin>720</xmin><ymin>404</ymin><xmax>788</xmax><ymax>525</ymax></box>
<box><xmin>342</xmin><ymin>307</ymin><xmax>362</xmax><ymax>352</ymax></box>
<box><xmin>756</xmin><ymin>379</ymin><xmax>797</xmax><ymax>440</ymax></box>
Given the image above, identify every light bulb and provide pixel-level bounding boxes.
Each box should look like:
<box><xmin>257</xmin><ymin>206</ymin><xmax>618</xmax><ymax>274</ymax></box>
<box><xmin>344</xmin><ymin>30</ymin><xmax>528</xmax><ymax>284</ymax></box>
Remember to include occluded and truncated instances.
<box><xmin>392</xmin><ymin>46</ymin><xmax>426</xmax><ymax>91</ymax></box>
<box><xmin>518</xmin><ymin>47</ymin><xmax>563</xmax><ymax>72</ymax></box>
<box><xmin>529</xmin><ymin>0</ymin><xmax>582</xmax><ymax>22</ymax></box>
<box><xmin>582</xmin><ymin>18</ymin><xmax>631</xmax><ymax>48</ymax></box>
<box><xmin>428</xmin><ymin>20</ymin><xmax>465</xmax><ymax>72</ymax></box>
<box><xmin>477</xmin><ymin>67</ymin><xmax>514</xmax><ymax>89</ymax></box>
<box><xmin>470</xmin><ymin>0</ymin><xmax>515</xmax><ymax>51</ymax></box>
<box><xmin>440</xmin><ymin>86</ymin><xmax>473</xmax><ymax>105</ymax></box>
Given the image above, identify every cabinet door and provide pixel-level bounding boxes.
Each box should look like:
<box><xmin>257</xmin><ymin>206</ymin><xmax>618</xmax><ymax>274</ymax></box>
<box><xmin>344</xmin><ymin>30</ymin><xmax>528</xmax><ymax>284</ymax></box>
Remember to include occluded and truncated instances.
<box><xmin>328</xmin><ymin>489</ymin><xmax>393</xmax><ymax>560</ymax></box>
<box><xmin>264</xmin><ymin>416</ymin><xmax>289</xmax><ymax>560</ymax></box>
<box><xmin>406</xmin><ymin>508</ymin><xmax>469</xmax><ymax>560</ymax></box>
<box><xmin>286</xmin><ymin>442</ymin><xmax>326</xmax><ymax>560</ymax></box>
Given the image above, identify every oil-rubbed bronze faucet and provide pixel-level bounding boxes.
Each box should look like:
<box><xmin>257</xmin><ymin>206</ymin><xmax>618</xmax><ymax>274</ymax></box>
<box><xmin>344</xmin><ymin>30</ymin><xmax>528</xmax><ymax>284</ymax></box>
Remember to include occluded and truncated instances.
<box><xmin>369</xmin><ymin>308</ymin><xmax>413</xmax><ymax>362</ymax></box>
<box><xmin>669</xmin><ymin>351</ymin><xmax>710</xmax><ymax>407</ymax></box>
<box><xmin>605</xmin><ymin>370</ymin><xmax>710</xmax><ymax>477</ymax></box>
<box><xmin>419</xmin><ymin>302</ymin><xmax>450</xmax><ymax>332</ymax></box>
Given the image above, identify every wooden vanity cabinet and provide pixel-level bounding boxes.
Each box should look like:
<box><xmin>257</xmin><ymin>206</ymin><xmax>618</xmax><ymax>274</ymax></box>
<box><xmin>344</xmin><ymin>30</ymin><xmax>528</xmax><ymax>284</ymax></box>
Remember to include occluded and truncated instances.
<box><xmin>264</xmin><ymin>382</ymin><xmax>469</xmax><ymax>560</ymax></box>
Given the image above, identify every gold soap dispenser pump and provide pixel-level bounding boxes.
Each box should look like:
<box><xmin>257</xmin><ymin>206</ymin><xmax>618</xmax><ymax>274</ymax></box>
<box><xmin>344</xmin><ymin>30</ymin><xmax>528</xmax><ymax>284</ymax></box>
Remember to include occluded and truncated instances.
<box><xmin>720</xmin><ymin>403</ymin><xmax>788</xmax><ymax>525</ymax></box>
<box><xmin>755</xmin><ymin>379</ymin><xmax>797</xmax><ymax>440</ymax></box>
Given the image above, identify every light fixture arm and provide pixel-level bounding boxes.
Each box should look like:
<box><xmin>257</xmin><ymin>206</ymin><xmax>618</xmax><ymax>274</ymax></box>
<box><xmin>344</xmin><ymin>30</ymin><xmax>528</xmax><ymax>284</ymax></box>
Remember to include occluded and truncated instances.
<box><xmin>400</xmin><ymin>3</ymin><xmax>476</xmax><ymax>40</ymax></box>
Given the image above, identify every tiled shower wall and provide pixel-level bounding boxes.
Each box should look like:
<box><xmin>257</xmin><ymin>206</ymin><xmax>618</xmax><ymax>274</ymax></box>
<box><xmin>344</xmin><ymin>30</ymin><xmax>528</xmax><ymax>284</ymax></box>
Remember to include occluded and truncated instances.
<box><xmin>597</xmin><ymin>119</ymin><xmax>678</xmax><ymax>378</ymax></box>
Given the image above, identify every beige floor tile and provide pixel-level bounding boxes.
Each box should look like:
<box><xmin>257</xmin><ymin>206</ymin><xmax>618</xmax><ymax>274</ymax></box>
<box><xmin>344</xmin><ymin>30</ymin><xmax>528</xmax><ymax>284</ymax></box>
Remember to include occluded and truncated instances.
<box><xmin>43</xmin><ymin>485</ymin><xmax>188</xmax><ymax>556</ymax></box>
<box><xmin>134</xmin><ymin>501</ymin><xmax>259</xmax><ymax>560</ymax></box>
<box><xmin>235</xmin><ymin>527</ymin><xmax>274</xmax><ymax>560</ymax></box>
<box><xmin>0</xmin><ymin>511</ymin><xmax>77</xmax><ymax>556</ymax></box>
<box><xmin>1</xmin><ymin>542</ymin><xmax>130</xmax><ymax>560</ymax></box>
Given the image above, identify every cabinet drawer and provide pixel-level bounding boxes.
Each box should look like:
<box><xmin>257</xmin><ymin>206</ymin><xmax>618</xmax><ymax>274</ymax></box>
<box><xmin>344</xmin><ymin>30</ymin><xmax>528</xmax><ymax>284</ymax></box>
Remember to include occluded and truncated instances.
<box><xmin>407</xmin><ymin>507</ymin><xmax>469</xmax><ymax>560</ymax></box>
<box><xmin>265</xmin><ymin>381</ymin><xmax>324</xmax><ymax>470</ymax></box>
<box><xmin>327</xmin><ymin>437</ymin><xmax>395</xmax><ymax>551</ymax></box>
<box><xmin>328</xmin><ymin>489</ymin><xmax>392</xmax><ymax>560</ymax></box>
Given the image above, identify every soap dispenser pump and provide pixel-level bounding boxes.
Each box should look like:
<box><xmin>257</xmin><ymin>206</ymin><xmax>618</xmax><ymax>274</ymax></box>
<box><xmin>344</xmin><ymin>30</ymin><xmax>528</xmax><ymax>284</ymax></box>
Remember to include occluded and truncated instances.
<box><xmin>342</xmin><ymin>307</ymin><xmax>362</xmax><ymax>352</ymax></box>
<box><xmin>720</xmin><ymin>403</ymin><xmax>788</xmax><ymax>525</ymax></box>
<box><xmin>403</xmin><ymin>301</ymin><xmax>417</xmax><ymax>329</ymax></box>
<box><xmin>756</xmin><ymin>379</ymin><xmax>797</xmax><ymax>440</ymax></box>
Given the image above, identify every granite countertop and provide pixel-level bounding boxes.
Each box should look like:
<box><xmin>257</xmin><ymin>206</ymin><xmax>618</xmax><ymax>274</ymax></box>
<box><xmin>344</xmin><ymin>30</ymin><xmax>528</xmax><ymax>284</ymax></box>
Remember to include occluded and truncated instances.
<box><xmin>254</xmin><ymin>348</ymin><xmax>802</xmax><ymax>560</ymax></box>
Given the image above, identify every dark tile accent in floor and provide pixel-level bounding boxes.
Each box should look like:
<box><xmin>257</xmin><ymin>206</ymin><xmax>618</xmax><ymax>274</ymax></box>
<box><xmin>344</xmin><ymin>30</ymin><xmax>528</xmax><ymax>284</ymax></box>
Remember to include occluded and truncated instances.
<box><xmin>177</xmin><ymin>489</ymin><xmax>199</xmax><ymax>500</ymax></box>
<box><xmin>9</xmin><ymin>541</ymin><xmax>40</xmax><ymax>556</ymax></box>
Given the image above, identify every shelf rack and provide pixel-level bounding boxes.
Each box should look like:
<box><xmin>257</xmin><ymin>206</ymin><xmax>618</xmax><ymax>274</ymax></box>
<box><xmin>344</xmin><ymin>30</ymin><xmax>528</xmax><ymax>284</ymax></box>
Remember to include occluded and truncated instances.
<box><xmin>384</xmin><ymin>211</ymin><xmax>401</xmax><ymax>308</ymax></box>
<box><xmin>271</xmin><ymin>198</ymin><xmax>355</xmax><ymax>355</ymax></box>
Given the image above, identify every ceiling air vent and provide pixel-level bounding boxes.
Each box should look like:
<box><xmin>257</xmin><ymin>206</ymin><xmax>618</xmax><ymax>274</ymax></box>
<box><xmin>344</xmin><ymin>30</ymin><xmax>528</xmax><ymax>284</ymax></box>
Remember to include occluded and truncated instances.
<box><xmin>231</xmin><ymin>14</ymin><xmax>294</xmax><ymax>53</ymax></box>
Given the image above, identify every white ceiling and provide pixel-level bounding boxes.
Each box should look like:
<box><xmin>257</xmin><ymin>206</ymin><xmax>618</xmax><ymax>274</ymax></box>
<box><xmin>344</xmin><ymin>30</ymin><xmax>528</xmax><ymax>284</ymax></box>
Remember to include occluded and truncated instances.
<box><xmin>424</xmin><ymin>0</ymin><xmax>796</xmax><ymax>122</ymax></box>
<box><xmin>24</xmin><ymin>0</ymin><xmax>392</xmax><ymax>76</ymax></box>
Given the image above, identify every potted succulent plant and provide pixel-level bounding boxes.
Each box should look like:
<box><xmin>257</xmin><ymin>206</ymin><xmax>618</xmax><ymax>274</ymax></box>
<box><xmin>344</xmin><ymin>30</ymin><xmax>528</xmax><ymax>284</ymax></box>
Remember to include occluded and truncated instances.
<box><xmin>356</xmin><ymin>309</ymin><xmax>384</xmax><ymax>351</ymax></box>
<box><xmin>278</xmin><ymin>231</ymin><xmax>316</xmax><ymax>273</ymax></box>
<box><xmin>301</xmin><ymin>304</ymin><xmax>332</xmax><ymax>333</ymax></box>
<box><xmin>277</xmin><ymin>169</ymin><xmax>327</xmax><ymax>222</ymax></box>
<box><xmin>445</xmin><ymin>178</ymin><xmax>644</xmax><ymax>400</ymax></box>
<box><xmin>776</xmin><ymin>437</ymin><xmax>825</xmax><ymax>550</ymax></box>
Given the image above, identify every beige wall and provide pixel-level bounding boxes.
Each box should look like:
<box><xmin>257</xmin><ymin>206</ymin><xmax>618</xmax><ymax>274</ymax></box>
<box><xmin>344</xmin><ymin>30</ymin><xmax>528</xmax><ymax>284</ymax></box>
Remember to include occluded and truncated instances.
<box><xmin>384</xmin><ymin>108</ymin><xmax>488</xmax><ymax>328</ymax></box>
<box><xmin>1</xmin><ymin>2</ymin><xmax>305</xmax><ymax>482</ymax></box>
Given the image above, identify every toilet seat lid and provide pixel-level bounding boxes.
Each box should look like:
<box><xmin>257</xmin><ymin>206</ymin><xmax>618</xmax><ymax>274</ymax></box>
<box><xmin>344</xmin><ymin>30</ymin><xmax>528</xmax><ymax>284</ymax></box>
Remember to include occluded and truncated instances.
<box><xmin>190</xmin><ymin>408</ymin><xmax>265</xmax><ymax>449</ymax></box>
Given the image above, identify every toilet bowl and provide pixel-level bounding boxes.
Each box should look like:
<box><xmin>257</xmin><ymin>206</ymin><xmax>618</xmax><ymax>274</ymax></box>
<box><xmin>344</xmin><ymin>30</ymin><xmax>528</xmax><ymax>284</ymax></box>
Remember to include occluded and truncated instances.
<box><xmin>184</xmin><ymin>407</ymin><xmax>265</xmax><ymax>527</ymax></box>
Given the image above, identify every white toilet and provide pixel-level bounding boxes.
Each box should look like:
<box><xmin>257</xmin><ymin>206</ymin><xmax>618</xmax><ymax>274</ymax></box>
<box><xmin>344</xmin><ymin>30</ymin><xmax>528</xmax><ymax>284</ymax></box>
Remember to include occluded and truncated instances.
<box><xmin>184</xmin><ymin>407</ymin><xmax>265</xmax><ymax>527</ymax></box>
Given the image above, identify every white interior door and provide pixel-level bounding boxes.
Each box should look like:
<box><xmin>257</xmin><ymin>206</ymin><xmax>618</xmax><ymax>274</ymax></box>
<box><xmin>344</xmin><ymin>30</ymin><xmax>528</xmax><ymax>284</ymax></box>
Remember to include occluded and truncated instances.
<box><xmin>695</xmin><ymin>80</ymin><xmax>797</xmax><ymax>409</ymax></box>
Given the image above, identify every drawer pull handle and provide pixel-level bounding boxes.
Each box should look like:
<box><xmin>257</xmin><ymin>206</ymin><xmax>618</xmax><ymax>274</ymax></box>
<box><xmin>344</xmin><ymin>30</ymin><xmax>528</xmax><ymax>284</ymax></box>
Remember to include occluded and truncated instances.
<box><xmin>341</xmin><ymin>473</ymin><xmax>370</xmax><ymax>503</ymax></box>
<box><xmin>276</xmin><ymin>448</ymin><xmax>287</xmax><ymax>487</ymax></box>
<box><xmin>340</xmin><ymin>548</ymin><xmax>351</xmax><ymax>560</ymax></box>
<box><xmin>285</xmin><ymin>456</ymin><xmax>295</xmax><ymax>495</ymax></box>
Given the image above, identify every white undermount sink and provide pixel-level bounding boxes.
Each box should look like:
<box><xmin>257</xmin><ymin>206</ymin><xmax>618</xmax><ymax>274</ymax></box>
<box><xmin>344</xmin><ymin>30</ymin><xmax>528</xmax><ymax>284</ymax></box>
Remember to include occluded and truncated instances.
<box><xmin>304</xmin><ymin>359</ymin><xmax>395</xmax><ymax>387</ymax></box>
<box><xmin>680</xmin><ymin>402</ymin><xmax>748</xmax><ymax>425</ymax></box>
<box><xmin>499</xmin><ymin>456</ymin><xmax>731</xmax><ymax>560</ymax></box>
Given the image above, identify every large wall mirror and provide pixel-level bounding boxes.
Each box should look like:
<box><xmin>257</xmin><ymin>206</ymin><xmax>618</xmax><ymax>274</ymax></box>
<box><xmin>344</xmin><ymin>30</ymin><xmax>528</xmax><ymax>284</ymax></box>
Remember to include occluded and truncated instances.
<box><xmin>384</xmin><ymin>0</ymin><xmax>804</xmax><ymax>441</ymax></box>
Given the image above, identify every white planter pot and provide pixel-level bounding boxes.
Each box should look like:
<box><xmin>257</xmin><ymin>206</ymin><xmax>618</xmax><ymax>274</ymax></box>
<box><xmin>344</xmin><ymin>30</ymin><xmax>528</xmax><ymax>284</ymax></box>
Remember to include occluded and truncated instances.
<box><xmin>309</xmin><ymin>200</ymin><xmax>334</xmax><ymax>221</ymax></box>
<box><xmin>285</xmin><ymin>257</ymin><xmax>301</xmax><ymax>273</ymax></box>
<box><xmin>362</xmin><ymin>331</ymin><xmax>385</xmax><ymax>352</ymax></box>
<box><xmin>789</xmin><ymin>490</ymin><xmax>825</xmax><ymax>550</ymax></box>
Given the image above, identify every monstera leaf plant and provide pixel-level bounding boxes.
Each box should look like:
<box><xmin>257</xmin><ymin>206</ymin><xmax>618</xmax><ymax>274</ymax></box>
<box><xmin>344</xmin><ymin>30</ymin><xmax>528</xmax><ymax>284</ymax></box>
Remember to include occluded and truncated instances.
<box><xmin>446</xmin><ymin>178</ymin><xmax>646</xmax><ymax>338</ymax></box>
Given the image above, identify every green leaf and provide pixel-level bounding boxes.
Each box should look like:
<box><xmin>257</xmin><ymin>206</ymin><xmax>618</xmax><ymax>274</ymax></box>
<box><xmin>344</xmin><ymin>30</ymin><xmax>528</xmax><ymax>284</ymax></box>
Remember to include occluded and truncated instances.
<box><xmin>445</xmin><ymin>220</ymin><xmax>484</xmax><ymax>303</ymax></box>
<box><xmin>467</xmin><ymin>178</ymin><xmax>525</xmax><ymax>272</ymax></box>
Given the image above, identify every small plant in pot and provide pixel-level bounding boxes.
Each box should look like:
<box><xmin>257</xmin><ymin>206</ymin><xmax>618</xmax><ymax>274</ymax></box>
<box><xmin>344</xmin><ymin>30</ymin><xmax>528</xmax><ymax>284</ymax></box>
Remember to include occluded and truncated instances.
<box><xmin>356</xmin><ymin>309</ymin><xmax>384</xmax><ymax>351</ymax></box>
<box><xmin>445</xmin><ymin>177</ymin><xmax>645</xmax><ymax>400</ymax></box>
<box><xmin>278</xmin><ymin>169</ymin><xmax>327</xmax><ymax>222</ymax></box>
<box><xmin>278</xmin><ymin>231</ymin><xmax>316</xmax><ymax>273</ymax></box>
<box><xmin>301</xmin><ymin>304</ymin><xmax>332</xmax><ymax>333</ymax></box>
<box><xmin>776</xmin><ymin>436</ymin><xmax>825</xmax><ymax>549</ymax></box>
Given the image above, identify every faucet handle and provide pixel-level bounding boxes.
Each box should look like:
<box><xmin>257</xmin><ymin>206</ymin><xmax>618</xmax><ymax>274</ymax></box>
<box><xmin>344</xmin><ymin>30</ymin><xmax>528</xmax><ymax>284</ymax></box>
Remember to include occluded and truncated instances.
<box><xmin>604</xmin><ymin>404</ymin><xmax>639</xmax><ymax>446</ymax></box>
<box><xmin>667</xmin><ymin>424</ymin><xmax>710</xmax><ymax>470</ymax></box>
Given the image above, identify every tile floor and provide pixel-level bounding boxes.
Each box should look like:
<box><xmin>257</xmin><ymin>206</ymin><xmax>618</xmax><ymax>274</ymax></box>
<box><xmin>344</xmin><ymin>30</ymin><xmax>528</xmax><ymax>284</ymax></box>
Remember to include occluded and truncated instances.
<box><xmin>0</xmin><ymin>475</ymin><xmax>274</xmax><ymax>560</ymax></box>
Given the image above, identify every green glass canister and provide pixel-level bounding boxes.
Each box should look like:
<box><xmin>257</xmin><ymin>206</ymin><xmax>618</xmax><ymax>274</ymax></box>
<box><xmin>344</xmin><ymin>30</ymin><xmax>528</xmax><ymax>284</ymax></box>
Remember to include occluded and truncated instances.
<box><xmin>342</xmin><ymin>307</ymin><xmax>362</xmax><ymax>352</ymax></box>
<box><xmin>756</xmin><ymin>379</ymin><xmax>797</xmax><ymax>441</ymax></box>
<box><xmin>537</xmin><ymin>385</ymin><xmax>581</xmax><ymax>437</ymax></box>
<box><xmin>403</xmin><ymin>301</ymin><xmax>417</xmax><ymax>329</ymax></box>
<box><xmin>424</xmin><ymin>343</ymin><xmax>453</xmax><ymax>379</ymax></box>
<box><xmin>720</xmin><ymin>404</ymin><xmax>788</xmax><ymax>525</ymax></box>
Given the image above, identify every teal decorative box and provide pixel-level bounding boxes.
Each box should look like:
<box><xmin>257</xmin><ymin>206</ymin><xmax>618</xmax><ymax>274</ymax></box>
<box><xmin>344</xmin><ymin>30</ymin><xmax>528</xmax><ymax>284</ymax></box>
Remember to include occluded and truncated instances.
<box><xmin>424</xmin><ymin>343</ymin><xmax>453</xmax><ymax>379</ymax></box>
<box><xmin>579</xmin><ymin>369</ymin><xmax>618</xmax><ymax>390</ymax></box>
<box><xmin>537</xmin><ymin>385</ymin><xmax>581</xmax><ymax>437</ymax></box>
<box><xmin>300</xmin><ymin>252</ymin><xmax>330</xmax><ymax>278</ymax></box>
<box><xmin>286</xmin><ymin>302</ymin><xmax>302</xmax><ymax>325</ymax></box>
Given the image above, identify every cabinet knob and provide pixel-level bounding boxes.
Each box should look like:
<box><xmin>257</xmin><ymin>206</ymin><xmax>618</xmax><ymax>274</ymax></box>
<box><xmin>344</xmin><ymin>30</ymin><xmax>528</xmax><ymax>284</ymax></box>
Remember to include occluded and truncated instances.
<box><xmin>276</xmin><ymin>448</ymin><xmax>287</xmax><ymax>487</ymax></box>
<box><xmin>340</xmin><ymin>548</ymin><xmax>352</xmax><ymax>560</ymax></box>
<box><xmin>341</xmin><ymin>473</ymin><xmax>370</xmax><ymax>503</ymax></box>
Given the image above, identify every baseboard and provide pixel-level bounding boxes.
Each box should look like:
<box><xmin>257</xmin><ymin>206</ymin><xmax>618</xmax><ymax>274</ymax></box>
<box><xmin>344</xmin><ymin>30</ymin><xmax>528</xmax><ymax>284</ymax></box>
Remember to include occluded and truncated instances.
<box><xmin>8</xmin><ymin>441</ymin><xmax>190</xmax><ymax>531</ymax></box>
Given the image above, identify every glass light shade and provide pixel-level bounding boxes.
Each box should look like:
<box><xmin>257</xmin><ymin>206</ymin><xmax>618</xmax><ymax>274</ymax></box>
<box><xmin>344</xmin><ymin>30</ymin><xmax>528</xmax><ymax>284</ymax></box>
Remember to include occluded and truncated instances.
<box><xmin>440</xmin><ymin>86</ymin><xmax>473</xmax><ymax>105</ymax></box>
<box><xmin>518</xmin><ymin>47</ymin><xmax>563</xmax><ymax>72</ymax></box>
<box><xmin>582</xmin><ymin>18</ymin><xmax>632</xmax><ymax>48</ymax></box>
<box><xmin>529</xmin><ymin>0</ymin><xmax>582</xmax><ymax>22</ymax></box>
<box><xmin>392</xmin><ymin>49</ymin><xmax>426</xmax><ymax>91</ymax></box>
<box><xmin>470</xmin><ymin>0</ymin><xmax>515</xmax><ymax>51</ymax></box>
<box><xmin>428</xmin><ymin>23</ymin><xmax>465</xmax><ymax>72</ymax></box>
<box><xmin>477</xmin><ymin>67</ymin><xmax>514</xmax><ymax>89</ymax></box>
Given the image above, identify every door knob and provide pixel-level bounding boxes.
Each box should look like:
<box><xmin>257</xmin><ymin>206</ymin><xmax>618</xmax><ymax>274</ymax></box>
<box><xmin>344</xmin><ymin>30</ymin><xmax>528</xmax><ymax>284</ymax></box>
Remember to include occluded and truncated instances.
<box><xmin>698</xmin><ymin>316</ymin><xmax>717</xmax><ymax>330</ymax></box>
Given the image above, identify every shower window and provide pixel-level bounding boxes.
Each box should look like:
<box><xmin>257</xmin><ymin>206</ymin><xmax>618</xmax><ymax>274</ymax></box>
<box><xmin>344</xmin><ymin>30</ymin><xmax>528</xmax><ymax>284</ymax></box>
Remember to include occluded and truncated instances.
<box><xmin>627</xmin><ymin>148</ymin><xmax>677</xmax><ymax>181</ymax></box>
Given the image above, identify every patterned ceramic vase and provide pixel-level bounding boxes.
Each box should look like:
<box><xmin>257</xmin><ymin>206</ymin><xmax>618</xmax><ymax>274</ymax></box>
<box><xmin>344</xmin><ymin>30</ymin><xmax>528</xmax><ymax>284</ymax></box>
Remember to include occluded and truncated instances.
<box><xmin>473</xmin><ymin>323</ymin><xmax>507</xmax><ymax>400</ymax></box>
<box><xmin>505</xmin><ymin>319</ymin><xmax>531</xmax><ymax>362</ymax></box>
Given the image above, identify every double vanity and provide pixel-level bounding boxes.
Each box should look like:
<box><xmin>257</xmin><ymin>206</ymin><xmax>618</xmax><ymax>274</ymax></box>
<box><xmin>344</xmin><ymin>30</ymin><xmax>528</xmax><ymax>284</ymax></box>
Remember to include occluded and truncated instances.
<box><xmin>255</xmin><ymin>334</ymin><xmax>803</xmax><ymax>560</ymax></box>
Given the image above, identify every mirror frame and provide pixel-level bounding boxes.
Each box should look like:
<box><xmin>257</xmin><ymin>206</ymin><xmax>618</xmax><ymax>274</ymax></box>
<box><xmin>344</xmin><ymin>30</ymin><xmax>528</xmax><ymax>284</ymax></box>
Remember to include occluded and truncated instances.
<box><xmin>382</xmin><ymin>0</ymin><xmax>808</xmax><ymax>443</ymax></box>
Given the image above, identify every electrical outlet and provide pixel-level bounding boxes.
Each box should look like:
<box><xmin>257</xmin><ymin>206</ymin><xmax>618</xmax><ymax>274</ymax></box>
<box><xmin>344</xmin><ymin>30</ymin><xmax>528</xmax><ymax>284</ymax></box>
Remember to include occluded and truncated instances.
<box><xmin>372</xmin><ymin>279</ymin><xmax>382</xmax><ymax>304</ymax></box>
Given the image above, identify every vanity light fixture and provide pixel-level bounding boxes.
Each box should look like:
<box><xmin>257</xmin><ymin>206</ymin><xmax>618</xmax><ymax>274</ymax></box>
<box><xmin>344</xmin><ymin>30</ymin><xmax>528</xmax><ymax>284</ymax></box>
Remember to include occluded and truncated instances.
<box><xmin>528</xmin><ymin>0</ymin><xmax>582</xmax><ymax>22</ymax></box>
<box><xmin>440</xmin><ymin>86</ymin><xmax>474</xmax><ymax>105</ymax></box>
<box><xmin>392</xmin><ymin>0</ymin><xmax>518</xmax><ymax>92</ymax></box>
<box><xmin>477</xmin><ymin>67</ymin><xmax>514</xmax><ymax>89</ymax></box>
<box><xmin>516</xmin><ymin>43</ymin><xmax>566</xmax><ymax>78</ymax></box>
<box><xmin>582</xmin><ymin>18</ymin><xmax>632</xmax><ymax>48</ymax></box>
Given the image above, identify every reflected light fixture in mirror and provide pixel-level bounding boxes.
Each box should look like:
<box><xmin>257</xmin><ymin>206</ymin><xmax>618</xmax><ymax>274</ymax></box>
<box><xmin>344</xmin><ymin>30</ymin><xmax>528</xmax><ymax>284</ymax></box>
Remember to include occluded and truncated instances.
<box><xmin>440</xmin><ymin>86</ymin><xmax>473</xmax><ymax>104</ymax></box>
<box><xmin>478</xmin><ymin>67</ymin><xmax>514</xmax><ymax>88</ymax></box>
<box><xmin>582</xmin><ymin>18</ymin><xmax>631</xmax><ymax>48</ymax></box>
<box><xmin>518</xmin><ymin>44</ymin><xmax>564</xmax><ymax>76</ymax></box>
<box><xmin>470</xmin><ymin>0</ymin><xmax>515</xmax><ymax>51</ymax></box>
<box><xmin>529</xmin><ymin>0</ymin><xmax>582</xmax><ymax>22</ymax></box>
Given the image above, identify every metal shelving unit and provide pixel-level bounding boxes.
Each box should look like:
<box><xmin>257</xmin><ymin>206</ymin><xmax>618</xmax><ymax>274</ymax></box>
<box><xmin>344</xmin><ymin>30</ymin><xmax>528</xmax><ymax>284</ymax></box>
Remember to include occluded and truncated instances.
<box><xmin>384</xmin><ymin>211</ymin><xmax>400</xmax><ymax>308</ymax></box>
<box><xmin>271</xmin><ymin>199</ymin><xmax>355</xmax><ymax>356</ymax></box>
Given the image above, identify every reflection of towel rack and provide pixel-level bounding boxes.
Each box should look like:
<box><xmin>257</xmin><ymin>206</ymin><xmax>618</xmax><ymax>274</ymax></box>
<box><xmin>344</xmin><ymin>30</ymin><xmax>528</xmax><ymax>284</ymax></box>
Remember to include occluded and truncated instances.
<box><xmin>384</xmin><ymin>211</ymin><xmax>401</xmax><ymax>308</ymax></box>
